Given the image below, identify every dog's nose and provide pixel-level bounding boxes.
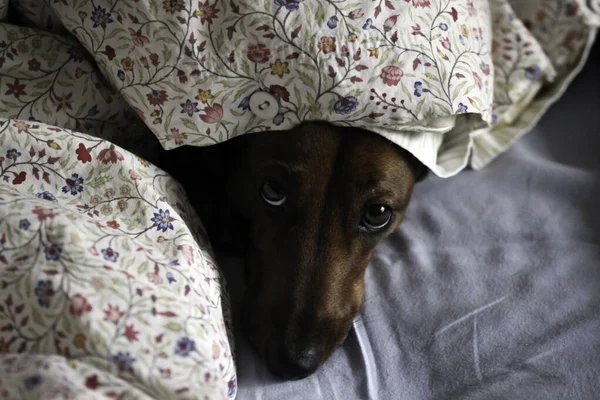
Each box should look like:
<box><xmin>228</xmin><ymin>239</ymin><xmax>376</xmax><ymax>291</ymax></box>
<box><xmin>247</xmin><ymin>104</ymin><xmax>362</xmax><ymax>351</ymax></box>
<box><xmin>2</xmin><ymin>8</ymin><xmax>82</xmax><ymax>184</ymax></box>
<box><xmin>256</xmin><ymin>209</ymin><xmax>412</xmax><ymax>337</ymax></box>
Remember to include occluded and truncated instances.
<box><xmin>267</xmin><ymin>341</ymin><xmax>321</xmax><ymax>380</ymax></box>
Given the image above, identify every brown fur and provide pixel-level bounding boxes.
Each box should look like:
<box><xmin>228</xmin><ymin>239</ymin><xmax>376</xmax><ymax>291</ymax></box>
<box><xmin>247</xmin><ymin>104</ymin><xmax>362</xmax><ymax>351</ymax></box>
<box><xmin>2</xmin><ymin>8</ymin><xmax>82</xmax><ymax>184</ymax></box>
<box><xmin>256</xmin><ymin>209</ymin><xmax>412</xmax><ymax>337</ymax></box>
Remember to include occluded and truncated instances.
<box><xmin>160</xmin><ymin>121</ymin><xmax>425</xmax><ymax>379</ymax></box>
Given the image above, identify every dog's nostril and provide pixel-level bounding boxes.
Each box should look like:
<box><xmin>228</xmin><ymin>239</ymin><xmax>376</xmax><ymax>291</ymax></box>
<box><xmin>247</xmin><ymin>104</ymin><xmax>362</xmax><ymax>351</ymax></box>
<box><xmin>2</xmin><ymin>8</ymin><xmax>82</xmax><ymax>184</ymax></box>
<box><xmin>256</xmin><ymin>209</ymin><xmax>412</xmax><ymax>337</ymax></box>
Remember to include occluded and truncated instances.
<box><xmin>267</xmin><ymin>342</ymin><xmax>321</xmax><ymax>380</ymax></box>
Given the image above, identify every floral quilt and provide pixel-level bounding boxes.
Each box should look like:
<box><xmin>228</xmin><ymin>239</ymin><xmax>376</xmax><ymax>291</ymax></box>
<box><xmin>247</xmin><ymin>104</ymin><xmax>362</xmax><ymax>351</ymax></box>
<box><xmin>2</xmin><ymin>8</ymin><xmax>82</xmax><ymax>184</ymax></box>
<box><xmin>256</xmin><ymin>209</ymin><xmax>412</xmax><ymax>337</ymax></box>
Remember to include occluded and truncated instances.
<box><xmin>0</xmin><ymin>0</ymin><xmax>598</xmax><ymax>399</ymax></box>
<box><xmin>6</xmin><ymin>0</ymin><xmax>597</xmax><ymax>177</ymax></box>
<box><xmin>0</xmin><ymin>118</ymin><xmax>236</xmax><ymax>399</ymax></box>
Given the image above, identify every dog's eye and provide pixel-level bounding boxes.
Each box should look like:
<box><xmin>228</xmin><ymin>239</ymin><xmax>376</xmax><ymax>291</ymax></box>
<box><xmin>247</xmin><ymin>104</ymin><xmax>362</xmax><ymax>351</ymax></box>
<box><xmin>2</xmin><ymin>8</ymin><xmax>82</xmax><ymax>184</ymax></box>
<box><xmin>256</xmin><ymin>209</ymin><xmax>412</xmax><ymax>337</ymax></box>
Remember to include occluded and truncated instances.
<box><xmin>361</xmin><ymin>204</ymin><xmax>392</xmax><ymax>231</ymax></box>
<box><xmin>260</xmin><ymin>180</ymin><xmax>287</xmax><ymax>206</ymax></box>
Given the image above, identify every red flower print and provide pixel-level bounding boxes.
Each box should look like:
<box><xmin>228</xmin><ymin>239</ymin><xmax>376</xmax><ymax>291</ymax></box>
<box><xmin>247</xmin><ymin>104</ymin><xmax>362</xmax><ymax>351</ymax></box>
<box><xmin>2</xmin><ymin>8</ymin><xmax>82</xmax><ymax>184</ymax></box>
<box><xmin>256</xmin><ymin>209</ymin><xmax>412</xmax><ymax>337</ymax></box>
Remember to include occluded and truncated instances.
<box><xmin>97</xmin><ymin>145</ymin><xmax>124</xmax><ymax>164</ymax></box>
<box><xmin>199</xmin><ymin>103</ymin><xmax>224</xmax><ymax>124</ymax></box>
<box><xmin>146</xmin><ymin>90</ymin><xmax>168</xmax><ymax>106</ymax></box>
<box><xmin>317</xmin><ymin>36</ymin><xmax>336</xmax><ymax>54</ymax></box>
<box><xmin>383</xmin><ymin>15</ymin><xmax>398</xmax><ymax>32</ymax></box>
<box><xmin>12</xmin><ymin>171</ymin><xmax>26</xmax><ymax>185</ymax></box>
<box><xmin>246</xmin><ymin>43</ymin><xmax>271</xmax><ymax>63</ymax></box>
<box><xmin>85</xmin><ymin>375</ymin><xmax>99</xmax><ymax>390</ymax></box>
<box><xmin>411</xmin><ymin>23</ymin><xmax>422</xmax><ymax>36</ymax></box>
<box><xmin>76</xmin><ymin>143</ymin><xmax>92</xmax><ymax>163</ymax></box>
<box><xmin>348</xmin><ymin>8</ymin><xmax>363</xmax><ymax>19</ymax></box>
<box><xmin>146</xmin><ymin>272</ymin><xmax>164</xmax><ymax>284</ymax></box>
<box><xmin>473</xmin><ymin>71</ymin><xmax>483</xmax><ymax>89</ymax></box>
<box><xmin>451</xmin><ymin>7</ymin><xmax>459</xmax><ymax>21</ymax></box>
<box><xmin>380</xmin><ymin>65</ymin><xmax>404</xmax><ymax>86</ymax></box>
<box><xmin>107</xmin><ymin>220</ymin><xmax>120</xmax><ymax>229</ymax></box>
<box><xmin>269</xmin><ymin>85</ymin><xmax>290</xmax><ymax>102</ymax></box>
<box><xmin>70</xmin><ymin>293</ymin><xmax>92</xmax><ymax>316</ymax></box>
<box><xmin>33</xmin><ymin>206</ymin><xmax>58</xmax><ymax>221</ymax></box>
<box><xmin>149</xmin><ymin>53</ymin><xmax>160</xmax><ymax>66</ymax></box>
<box><xmin>197</xmin><ymin>0</ymin><xmax>220</xmax><ymax>25</ymax></box>
<box><xmin>5</xmin><ymin>79</ymin><xmax>26</xmax><ymax>98</ymax></box>
<box><xmin>160</xmin><ymin>368</ymin><xmax>172</xmax><ymax>379</ymax></box>
<box><xmin>103</xmin><ymin>304</ymin><xmax>125</xmax><ymax>324</ymax></box>
<box><xmin>466</xmin><ymin>1</ymin><xmax>475</xmax><ymax>16</ymax></box>
<box><xmin>102</xmin><ymin>45</ymin><xmax>116</xmax><ymax>61</ymax></box>
<box><xmin>563</xmin><ymin>29</ymin><xmax>582</xmax><ymax>51</ymax></box>
<box><xmin>441</xmin><ymin>37</ymin><xmax>452</xmax><ymax>51</ymax></box>
<box><xmin>404</xmin><ymin>0</ymin><xmax>431</xmax><ymax>7</ymax></box>
<box><xmin>480</xmin><ymin>62</ymin><xmax>491</xmax><ymax>76</ymax></box>
<box><xmin>166</xmin><ymin>127</ymin><xmax>187</xmax><ymax>145</ymax></box>
<box><xmin>177</xmin><ymin>70</ymin><xmax>188</xmax><ymax>83</ymax></box>
<box><xmin>124</xmin><ymin>324</ymin><xmax>139</xmax><ymax>342</ymax></box>
<box><xmin>178</xmin><ymin>244</ymin><xmax>195</xmax><ymax>265</ymax></box>
<box><xmin>129</xmin><ymin>169</ymin><xmax>142</xmax><ymax>181</ymax></box>
<box><xmin>55</xmin><ymin>92</ymin><xmax>73</xmax><ymax>112</ymax></box>
<box><xmin>129</xmin><ymin>28</ymin><xmax>150</xmax><ymax>47</ymax></box>
<box><xmin>28</xmin><ymin>58</ymin><xmax>41</xmax><ymax>71</ymax></box>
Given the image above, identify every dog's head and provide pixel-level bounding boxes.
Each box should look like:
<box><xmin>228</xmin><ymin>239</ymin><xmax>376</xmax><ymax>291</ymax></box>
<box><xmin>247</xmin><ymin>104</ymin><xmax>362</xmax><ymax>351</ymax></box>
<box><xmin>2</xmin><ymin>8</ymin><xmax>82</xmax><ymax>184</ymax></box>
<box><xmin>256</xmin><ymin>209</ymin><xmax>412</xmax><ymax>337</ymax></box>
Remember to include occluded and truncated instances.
<box><xmin>224</xmin><ymin>122</ymin><xmax>425</xmax><ymax>379</ymax></box>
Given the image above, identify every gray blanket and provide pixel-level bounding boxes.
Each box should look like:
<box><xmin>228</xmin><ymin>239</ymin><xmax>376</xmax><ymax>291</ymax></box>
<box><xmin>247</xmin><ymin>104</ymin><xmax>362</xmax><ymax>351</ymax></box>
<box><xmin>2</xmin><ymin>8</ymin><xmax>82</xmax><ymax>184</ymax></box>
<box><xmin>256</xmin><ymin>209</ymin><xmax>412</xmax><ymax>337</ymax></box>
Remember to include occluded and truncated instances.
<box><xmin>223</xmin><ymin>41</ymin><xmax>600</xmax><ymax>400</ymax></box>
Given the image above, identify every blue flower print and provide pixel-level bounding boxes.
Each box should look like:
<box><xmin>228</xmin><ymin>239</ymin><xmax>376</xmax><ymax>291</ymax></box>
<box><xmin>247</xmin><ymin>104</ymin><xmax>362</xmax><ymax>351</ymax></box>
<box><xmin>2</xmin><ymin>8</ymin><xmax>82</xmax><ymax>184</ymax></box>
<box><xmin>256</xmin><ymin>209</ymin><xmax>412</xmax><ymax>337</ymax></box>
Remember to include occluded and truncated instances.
<box><xmin>439</xmin><ymin>23</ymin><xmax>448</xmax><ymax>31</ymax></box>
<box><xmin>175</xmin><ymin>337</ymin><xmax>196</xmax><ymax>357</ymax></box>
<box><xmin>180</xmin><ymin>99</ymin><xmax>200</xmax><ymax>117</ymax></box>
<box><xmin>91</xmin><ymin>5</ymin><xmax>113</xmax><ymax>29</ymax></box>
<box><xmin>6</xmin><ymin>149</ymin><xmax>20</xmax><ymax>160</ymax></box>
<box><xmin>238</xmin><ymin>96</ymin><xmax>251</xmax><ymax>111</ymax></box>
<box><xmin>457</xmin><ymin>103</ymin><xmax>468</xmax><ymax>113</ymax></box>
<box><xmin>228</xmin><ymin>375</ymin><xmax>237</xmax><ymax>398</ymax></box>
<box><xmin>273</xmin><ymin>114</ymin><xmax>285</xmax><ymax>125</ymax></box>
<box><xmin>166</xmin><ymin>271</ymin><xmax>176</xmax><ymax>284</ymax></box>
<box><xmin>19</xmin><ymin>219</ymin><xmax>30</xmax><ymax>230</ymax></box>
<box><xmin>62</xmin><ymin>173</ymin><xmax>84</xmax><ymax>195</ymax></box>
<box><xmin>117</xmin><ymin>70</ymin><xmax>125</xmax><ymax>81</ymax></box>
<box><xmin>23</xmin><ymin>375</ymin><xmax>42</xmax><ymax>391</ymax></box>
<box><xmin>274</xmin><ymin>0</ymin><xmax>303</xmax><ymax>11</ymax></box>
<box><xmin>459</xmin><ymin>35</ymin><xmax>466</xmax><ymax>46</ymax></box>
<box><xmin>67</xmin><ymin>46</ymin><xmax>85</xmax><ymax>62</ymax></box>
<box><xmin>34</xmin><ymin>280</ymin><xmax>54</xmax><ymax>308</ymax></box>
<box><xmin>414</xmin><ymin>81</ymin><xmax>424</xmax><ymax>97</ymax></box>
<box><xmin>327</xmin><ymin>16</ymin><xmax>338</xmax><ymax>29</ymax></box>
<box><xmin>87</xmin><ymin>105</ymin><xmax>99</xmax><ymax>116</ymax></box>
<box><xmin>524</xmin><ymin>65</ymin><xmax>541</xmax><ymax>80</ymax></box>
<box><xmin>151</xmin><ymin>209</ymin><xmax>175</xmax><ymax>232</ymax></box>
<box><xmin>35</xmin><ymin>191</ymin><xmax>57</xmax><ymax>202</ymax></box>
<box><xmin>334</xmin><ymin>96</ymin><xmax>359</xmax><ymax>115</ymax></box>
<box><xmin>101</xmin><ymin>247</ymin><xmax>119</xmax><ymax>262</ymax></box>
<box><xmin>44</xmin><ymin>245</ymin><xmax>62</xmax><ymax>261</ymax></box>
<box><xmin>113</xmin><ymin>352</ymin><xmax>136</xmax><ymax>372</ymax></box>
<box><xmin>363</xmin><ymin>18</ymin><xmax>373</xmax><ymax>30</ymax></box>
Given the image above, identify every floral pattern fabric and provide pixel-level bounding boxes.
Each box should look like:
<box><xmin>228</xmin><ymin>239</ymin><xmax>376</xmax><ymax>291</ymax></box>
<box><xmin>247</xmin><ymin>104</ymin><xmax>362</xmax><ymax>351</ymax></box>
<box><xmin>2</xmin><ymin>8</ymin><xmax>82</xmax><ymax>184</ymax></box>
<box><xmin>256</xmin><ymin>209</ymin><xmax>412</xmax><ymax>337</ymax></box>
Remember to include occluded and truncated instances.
<box><xmin>22</xmin><ymin>0</ymin><xmax>596</xmax><ymax>177</ymax></box>
<box><xmin>0</xmin><ymin>1</ymin><xmax>598</xmax><ymax>399</ymax></box>
<box><xmin>0</xmin><ymin>119</ymin><xmax>236</xmax><ymax>399</ymax></box>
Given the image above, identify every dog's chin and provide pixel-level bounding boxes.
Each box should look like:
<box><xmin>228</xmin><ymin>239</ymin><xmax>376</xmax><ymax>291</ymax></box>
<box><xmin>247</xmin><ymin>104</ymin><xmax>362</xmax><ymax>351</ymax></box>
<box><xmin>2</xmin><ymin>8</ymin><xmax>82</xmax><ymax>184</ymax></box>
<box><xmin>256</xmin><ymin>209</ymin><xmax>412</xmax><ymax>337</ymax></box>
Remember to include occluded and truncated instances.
<box><xmin>240</xmin><ymin>298</ymin><xmax>354</xmax><ymax>380</ymax></box>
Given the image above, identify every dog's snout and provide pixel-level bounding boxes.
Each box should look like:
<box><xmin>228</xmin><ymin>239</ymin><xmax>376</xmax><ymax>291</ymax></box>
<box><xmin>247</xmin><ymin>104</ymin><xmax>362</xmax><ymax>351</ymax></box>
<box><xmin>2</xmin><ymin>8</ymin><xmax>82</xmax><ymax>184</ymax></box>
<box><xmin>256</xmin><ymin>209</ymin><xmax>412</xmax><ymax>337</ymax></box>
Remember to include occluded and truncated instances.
<box><xmin>267</xmin><ymin>340</ymin><xmax>322</xmax><ymax>380</ymax></box>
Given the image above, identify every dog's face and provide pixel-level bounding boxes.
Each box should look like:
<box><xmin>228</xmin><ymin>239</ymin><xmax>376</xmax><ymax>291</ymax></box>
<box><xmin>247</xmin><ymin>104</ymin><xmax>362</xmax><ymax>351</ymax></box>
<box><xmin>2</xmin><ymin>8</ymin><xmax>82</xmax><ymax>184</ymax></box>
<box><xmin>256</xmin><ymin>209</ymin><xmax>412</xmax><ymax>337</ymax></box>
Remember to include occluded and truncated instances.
<box><xmin>226</xmin><ymin>122</ymin><xmax>422</xmax><ymax>379</ymax></box>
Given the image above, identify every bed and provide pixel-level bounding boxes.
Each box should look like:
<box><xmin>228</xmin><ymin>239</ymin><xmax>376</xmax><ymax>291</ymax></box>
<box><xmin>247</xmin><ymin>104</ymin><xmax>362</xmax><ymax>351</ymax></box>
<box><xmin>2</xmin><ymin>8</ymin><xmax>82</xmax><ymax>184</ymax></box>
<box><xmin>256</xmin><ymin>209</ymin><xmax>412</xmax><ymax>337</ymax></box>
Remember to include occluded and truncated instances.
<box><xmin>0</xmin><ymin>0</ymin><xmax>598</xmax><ymax>399</ymax></box>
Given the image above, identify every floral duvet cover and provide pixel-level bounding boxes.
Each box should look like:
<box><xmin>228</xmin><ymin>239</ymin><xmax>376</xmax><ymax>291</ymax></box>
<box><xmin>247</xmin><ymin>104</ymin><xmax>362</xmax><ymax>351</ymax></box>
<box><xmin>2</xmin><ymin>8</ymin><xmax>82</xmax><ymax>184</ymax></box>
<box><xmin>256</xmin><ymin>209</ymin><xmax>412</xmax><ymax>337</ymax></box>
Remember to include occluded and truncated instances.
<box><xmin>0</xmin><ymin>0</ymin><xmax>598</xmax><ymax>399</ymax></box>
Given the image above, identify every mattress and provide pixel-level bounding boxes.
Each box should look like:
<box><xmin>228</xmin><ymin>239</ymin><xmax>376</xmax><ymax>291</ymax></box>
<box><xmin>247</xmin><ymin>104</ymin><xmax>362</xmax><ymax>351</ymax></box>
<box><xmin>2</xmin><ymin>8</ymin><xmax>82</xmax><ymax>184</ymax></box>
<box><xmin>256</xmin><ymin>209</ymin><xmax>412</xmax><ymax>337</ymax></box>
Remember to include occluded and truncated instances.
<box><xmin>226</xmin><ymin>40</ymin><xmax>600</xmax><ymax>400</ymax></box>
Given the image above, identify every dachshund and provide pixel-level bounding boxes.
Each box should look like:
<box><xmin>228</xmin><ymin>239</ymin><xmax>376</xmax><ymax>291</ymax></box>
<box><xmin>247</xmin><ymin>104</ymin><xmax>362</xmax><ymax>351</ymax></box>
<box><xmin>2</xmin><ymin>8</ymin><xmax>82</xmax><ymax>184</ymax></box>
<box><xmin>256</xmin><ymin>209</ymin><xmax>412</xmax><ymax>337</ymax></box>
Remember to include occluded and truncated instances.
<box><xmin>160</xmin><ymin>121</ymin><xmax>426</xmax><ymax>380</ymax></box>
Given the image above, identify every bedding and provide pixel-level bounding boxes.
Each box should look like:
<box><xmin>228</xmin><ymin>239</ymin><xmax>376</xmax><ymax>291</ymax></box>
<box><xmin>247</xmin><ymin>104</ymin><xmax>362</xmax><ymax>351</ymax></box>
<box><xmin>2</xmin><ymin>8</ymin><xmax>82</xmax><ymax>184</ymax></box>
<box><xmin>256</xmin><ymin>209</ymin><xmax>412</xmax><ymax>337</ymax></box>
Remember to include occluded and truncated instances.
<box><xmin>7</xmin><ymin>0</ymin><xmax>600</xmax><ymax>177</ymax></box>
<box><xmin>0</xmin><ymin>119</ymin><xmax>237</xmax><ymax>399</ymax></box>
<box><xmin>0</xmin><ymin>0</ymin><xmax>598</xmax><ymax>399</ymax></box>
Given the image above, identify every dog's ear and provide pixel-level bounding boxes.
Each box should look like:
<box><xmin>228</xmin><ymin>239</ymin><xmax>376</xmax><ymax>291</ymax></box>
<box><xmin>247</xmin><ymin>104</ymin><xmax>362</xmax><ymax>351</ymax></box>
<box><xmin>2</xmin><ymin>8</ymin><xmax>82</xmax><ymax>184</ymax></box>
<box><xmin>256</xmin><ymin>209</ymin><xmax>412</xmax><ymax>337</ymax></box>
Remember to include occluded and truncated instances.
<box><xmin>413</xmin><ymin>161</ymin><xmax>429</xmax><ymax>182</ymax></box>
